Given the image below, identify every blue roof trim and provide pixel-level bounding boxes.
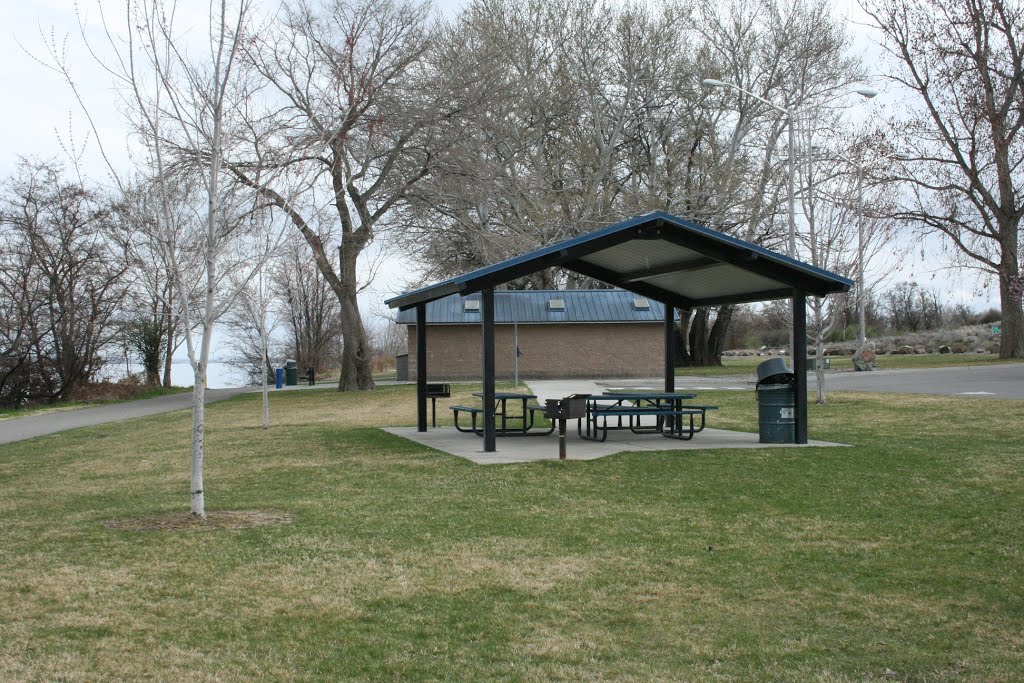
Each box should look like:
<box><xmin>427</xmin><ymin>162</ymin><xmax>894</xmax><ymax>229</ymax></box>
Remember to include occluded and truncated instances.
<box><xmin>386</xmin><ymin>211</ymin><xmax>854</xmax><ymax>310</ymax></box>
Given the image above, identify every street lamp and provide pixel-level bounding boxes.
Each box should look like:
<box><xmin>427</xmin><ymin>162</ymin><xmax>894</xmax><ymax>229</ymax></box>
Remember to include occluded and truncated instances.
<box><xmin>701</xmin><ymin>79</ymin><xmax>800</xmax><ymax>260</ymax></box>
<box><xmin>828</xmin><ymin>150</ymin><xmax>868</xmax><ymax>348</ymax></box>
<box><xmin>701</xmin><ymin>79</ymin><xmax>876</xmax><ymax>355</ymax></box>
<box><xmin>701</xmin><ymin>80</ymin><xmax>876</xmax><ymax>261</ymax></box>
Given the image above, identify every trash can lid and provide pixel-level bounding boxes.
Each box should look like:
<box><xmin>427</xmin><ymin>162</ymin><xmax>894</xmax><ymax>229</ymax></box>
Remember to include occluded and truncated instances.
<box><xmin>757</xmin><ymin>357</ymin><xmax>794</xmax><ymax>382</ymax></box>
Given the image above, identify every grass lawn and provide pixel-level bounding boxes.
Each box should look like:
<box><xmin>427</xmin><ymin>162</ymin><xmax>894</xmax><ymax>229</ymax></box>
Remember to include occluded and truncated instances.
<box><xmin>679</xmin><ymin>352</ymin><xmax>1024</xmax><ymax>377</ymax></box>
<box><xmin>1</xmin><ymin>385</ymin><xmax>1022</xmax><ymax>681</ymax></box>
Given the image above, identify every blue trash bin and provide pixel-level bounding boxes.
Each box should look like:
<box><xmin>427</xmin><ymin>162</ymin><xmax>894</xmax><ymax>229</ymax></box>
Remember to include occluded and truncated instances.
<box><xmin>275</xmin><ymin>367</ymin><xmax>284</xmax><ymax>389</ymax></box>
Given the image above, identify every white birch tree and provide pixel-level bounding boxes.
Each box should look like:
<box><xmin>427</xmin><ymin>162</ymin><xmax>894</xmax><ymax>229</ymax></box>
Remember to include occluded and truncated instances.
<box><xmin>796</xmin><ymin>133</ymin><xmax>897</xmax><ymax>403</ymax></box>
<box><xmin>43</xmin><ymin>0</ymin><xmax>292</xmax><ymax>516</ymax></box>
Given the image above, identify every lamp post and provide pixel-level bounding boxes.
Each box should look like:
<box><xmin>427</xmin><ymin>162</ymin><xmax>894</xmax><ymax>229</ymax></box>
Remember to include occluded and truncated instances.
<box><xmin>701</xmin><ymin>79</ymin><xmax>800</xmax><ymax>263</ymax></box>
<box><xmin>701</xmin><ymin>79</ymin><xmax>876</xmax><ymax>355</ymax></box>
<box><xmin>835</xmin><ymin>151</ymin><xmax>868</xmax><ymax>348</ymax></box>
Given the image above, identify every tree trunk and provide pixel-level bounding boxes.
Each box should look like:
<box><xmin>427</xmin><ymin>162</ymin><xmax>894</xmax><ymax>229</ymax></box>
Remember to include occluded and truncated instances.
<box><xmin>998</xmin><ymin>265</ymin><xmax>1024</xmax><ymax>359</ymax></box>
<box><xmin>338</xmin><ymin>289</ymin><xmax>375</xmax><ymax>391</ymax></box>
<box><xmin>679</xmin><ymin>306</ymin><xmax>728</xmax><ymax>367</ymax></box>
<box><xmin>674</xmin><ymin>309</ymin><xmax>691</xmax><ymax>365</ymax></box>
<box><xmin>706</xmin><ymin>305</ymin><xmax>733</xmax><ymax>364</ymax></box>
<box><xmin>687</xmin><ymin>308</ymin><xmax>710</xmax><ymax>365</ymax></box>
<box><xmin>163</xmin><ymin>292</ymin><xmax>174</xmax><ymax>388</ymax></box>
<box><xmin>190</xmin><ymin>364</ymin><xmax>206</xmax><ymax>518</ymax></box>
<box><xmin>260</xmin><ymin>315</ymin><xmax>269</xmax><ymax>430</ymax></box>
<box><xmin>815</xmin><ymin>337</ymin><xmax>827</xmax><ymax>405</ymax></box>
<box><xmin>336</xmin><ymin>240</ymin><xmax>375</xmax><ymax>391</ymax></box>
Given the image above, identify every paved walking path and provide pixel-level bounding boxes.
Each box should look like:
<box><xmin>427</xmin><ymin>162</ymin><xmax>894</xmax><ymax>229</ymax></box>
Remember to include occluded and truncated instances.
<box><xmin>609</xmin><ymin>363</ymin><xmax>1024</xmax><ymax>399</ymax></box>
<box><xmin>0</xmin><ymin>387</ymin><xmax>253</xmax><ymax>446</ymax></box>
<box><xmin>814</xmin><ymin>362</ymin><xmax>1024</xmax><ymax>399</ymax></box>
<box><xmin>0</xmin><ymin>379</ymin><xmax>350</xmax><ymax>447</ymax></box>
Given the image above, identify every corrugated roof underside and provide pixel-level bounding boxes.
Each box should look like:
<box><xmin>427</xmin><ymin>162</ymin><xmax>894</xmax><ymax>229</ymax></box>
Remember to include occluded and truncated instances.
<box><xmin>395</xmin><ymin>290</ymin><xmax>667</xmax><ymax>324</ymax></box>
<box><xmin>579</xmin><ymin>240</ymin><xmax>787</xmax><ymax>300</ymax></box>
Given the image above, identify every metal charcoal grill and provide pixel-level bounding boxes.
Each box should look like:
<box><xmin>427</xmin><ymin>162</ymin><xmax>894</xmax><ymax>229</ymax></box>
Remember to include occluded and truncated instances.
<box><xmin>425</xmin><ymin>383</ymin><xmax>450</xmax><ymax>427</ymax></box>
<box><xmin>543</xmin><ymin>394</ymin><xmax>591</xmax><ymax>459</ymax></box>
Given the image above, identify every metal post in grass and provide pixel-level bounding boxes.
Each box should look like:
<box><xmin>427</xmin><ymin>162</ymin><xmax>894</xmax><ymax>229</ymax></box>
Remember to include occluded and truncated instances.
<box><xmin>416</xmin><ymin>302</ymin><xmax>427</xmax><ymax>432</ymax></box>
<box><xmin>664</xmin><ymin>301</ymin><xmax>675</xmax><ymax>395</ymax></box>
<box><xmin>482</xmin><ymin>288</ymin><xmax>496</xmax><ymax>452</ymax></box>
<box><xmin>792</xmin><ymin>291</ymin><xmax>809</xmax><ymax>444</ymax></box>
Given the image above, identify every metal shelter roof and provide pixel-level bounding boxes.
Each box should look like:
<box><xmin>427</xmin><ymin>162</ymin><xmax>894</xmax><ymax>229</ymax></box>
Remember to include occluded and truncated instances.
<box><xmin>395</xmin><ymin>290</ymin><xmax>673</xmax><ymax>325</ymax></box>
<box><xmin>386</xmin><ymin>212</ymin><xmax>853</xmax><ymax>311</ymax></box>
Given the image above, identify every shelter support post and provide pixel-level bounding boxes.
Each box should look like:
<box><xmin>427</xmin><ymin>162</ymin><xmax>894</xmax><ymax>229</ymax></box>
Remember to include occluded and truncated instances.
<box><xmin>792</xmin><ymin>291</ymin><xmax>808</xmax><ymax>444</ymax></box>
<box><xmin>482</xmin><ymin>288</ymin><xmax>496</xmax><ymax>452</ymax></box>
<box><xmin>416</xmin><ymin>303</ymin><xmax>427</xmax><ymax>432</ymax></box>
<box><xmin>664</xmin><ymin>303</ymin><xmax>675</xmax><ymax>394</ymax></box>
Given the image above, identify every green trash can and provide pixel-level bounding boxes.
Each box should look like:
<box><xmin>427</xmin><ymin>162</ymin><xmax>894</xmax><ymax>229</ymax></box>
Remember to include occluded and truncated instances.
<box><xmin>755</xmin><ymin>359</ymin><xmax>795</xmax><ymax>443</ymax></box>
<box><xmin>756</xmin><ymin>383</ymin><xmax>796</xmax><ymax>443</ymax></box>
<box><xmin>285</xmin><ymin>359</ymin><xmax>298</xmax><ymax>386</ymax></box>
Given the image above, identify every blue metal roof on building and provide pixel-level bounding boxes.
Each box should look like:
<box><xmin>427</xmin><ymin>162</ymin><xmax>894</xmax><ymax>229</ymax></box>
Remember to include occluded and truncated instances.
<box><xmin>386</xmin><ymin>211</ymin><xmax>853</xmax><ymax>311</ymax></box>
<box><xmin>395</xmin><ymin>290</ymin><xmax>672</xmax><ymax>325</ymax></box>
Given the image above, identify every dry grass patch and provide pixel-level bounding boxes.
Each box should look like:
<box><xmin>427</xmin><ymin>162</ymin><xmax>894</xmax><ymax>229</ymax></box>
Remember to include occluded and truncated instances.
<box><xmin>101</xmin><ymin>509</ymin><xmax>295</xmax><ymax>531</ymax></box>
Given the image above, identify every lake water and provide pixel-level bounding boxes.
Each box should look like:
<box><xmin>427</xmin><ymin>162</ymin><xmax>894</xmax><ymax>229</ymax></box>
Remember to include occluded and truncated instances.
<box><xmin>100</xmin><ymin>359</ymin><xmax>249</xmax><ymax>389</ymax></box>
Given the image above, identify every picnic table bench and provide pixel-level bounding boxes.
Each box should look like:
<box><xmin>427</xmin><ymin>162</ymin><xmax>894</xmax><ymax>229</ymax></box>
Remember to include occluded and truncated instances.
<box><xmin>451</xmin><ymin>392</ymin><xmax>554</xmax><ymax>436</ymax></box>
<box><xmin>580</xmin><ymin>392</ymin><xmax>718</xmax><ymax>442</ymax></box>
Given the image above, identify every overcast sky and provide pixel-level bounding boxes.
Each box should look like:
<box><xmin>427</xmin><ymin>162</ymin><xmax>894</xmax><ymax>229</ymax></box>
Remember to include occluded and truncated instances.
<box><xmin>1</xmin><ymin>0</ymin><xmax>1001</xmax><ymax>337</ymax></box>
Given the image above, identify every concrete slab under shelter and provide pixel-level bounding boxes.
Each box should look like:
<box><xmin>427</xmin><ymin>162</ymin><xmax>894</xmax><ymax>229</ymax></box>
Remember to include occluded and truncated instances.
<box><xmin>382</xmin><ymin>425</ymin><xmax>849</xmax><ymax>465</ymax></box>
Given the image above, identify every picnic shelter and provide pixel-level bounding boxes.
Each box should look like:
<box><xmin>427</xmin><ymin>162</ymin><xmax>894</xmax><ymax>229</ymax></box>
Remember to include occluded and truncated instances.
<box><xmin>386</xmin><ymin>211</ymin><xmax>853</xmax><ymax>451</ymax></box>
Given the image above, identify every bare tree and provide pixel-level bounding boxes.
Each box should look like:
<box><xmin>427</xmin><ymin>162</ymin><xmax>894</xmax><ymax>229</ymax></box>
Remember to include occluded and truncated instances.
<box><xmin>693</xmin><ymin>0</ymin><xmax>869</xmax><ymax>365</ymax></box>
<box><xmin>113</xmin><ymin>180</ymin><xmax>194</xmax><ymax>387</ymax></box>
<box><xmin>883</xmin><ymin>281</ymin><xmax>945</xmax><ymax>332</ymax></box>
<box><xmin>864</xmin><ymin>0</ymin><xmax>1024</xmax><ymax>358</ymax></box>
<box><xmin>796</xmin><ymin>135</ymin><xmax>897</xmax><ymax>402</ymax></box>
<box><xmin>45</xmin><ymin>0</ymin><xmax>291</xmax><ymax>516</ymax></box>
<box><xmin>406</xmin><ymin>0</ymin><xmax>687</xmax><ymax>283</ymax></box>
<box><xmin>229</xmin><ymin>0</ymin><xmax>461</xmax><ymax>391</ymax></box>
<box><xmin>273</xmin><ymin>238</ymin><xmax>343</xmax><ymax>375</ymax></box>
<box><xmin>225</xmin><ymin>257</ymin><xmax>278</xmax><ymax>429</ymax></box>
<box><xmin>407</xmin><ymin>0</ymin><xmax>868</xmax><ymax>366</ymax></box>
<box><xmin>0</xmin><ymin>159</ymin><xmax>128</xmax><ymax>402</ymax></box>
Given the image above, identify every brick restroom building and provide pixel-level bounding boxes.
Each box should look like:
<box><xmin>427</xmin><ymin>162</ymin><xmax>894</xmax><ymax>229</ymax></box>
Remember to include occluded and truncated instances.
<box><xmin>396</xmin><ymin>289</ymin><xmax>672</xmax><ymax>380</ymax></box>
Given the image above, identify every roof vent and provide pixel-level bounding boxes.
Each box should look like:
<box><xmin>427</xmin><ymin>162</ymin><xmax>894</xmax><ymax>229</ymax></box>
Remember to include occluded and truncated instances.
<box><xmin>464</xmin><ymin>299</ymin><xmax>480</xmax><ymax>312</ymax></box>
<box><xmin>548</xmin><ymin>298</ymin><xmax>566</xmax><ymax>311</ymax></box>
<box><xmin>633</xmin><ymin>298</ymin><xmax>651</xmax><ymax>310</ymax></box>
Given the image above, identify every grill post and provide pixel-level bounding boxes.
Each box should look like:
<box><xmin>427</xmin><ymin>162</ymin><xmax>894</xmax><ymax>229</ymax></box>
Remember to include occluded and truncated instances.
<box><xmin>544</xmin><ymin>394</ymin><xmax>590</xmax><ymax>460</ymax></box>
<box><xmin>425</xmin><ymin>383</ymin><xmax>450</xmax><ymax>428</ymax></box>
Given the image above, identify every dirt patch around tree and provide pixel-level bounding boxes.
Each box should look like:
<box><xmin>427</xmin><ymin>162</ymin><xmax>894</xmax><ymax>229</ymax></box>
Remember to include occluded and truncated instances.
<box><xmin>102</xmin><ymin>509</ymin><xmax>295</xmax><ymax>532</ymax></box>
